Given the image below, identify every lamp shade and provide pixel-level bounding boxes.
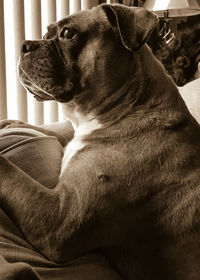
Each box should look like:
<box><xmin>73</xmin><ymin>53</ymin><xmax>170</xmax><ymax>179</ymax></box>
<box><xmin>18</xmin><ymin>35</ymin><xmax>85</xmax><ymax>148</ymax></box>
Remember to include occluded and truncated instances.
<box><xmin>144</xmin><ymin>0</ymin><xmax>200</xmax><ymax>17</ymax></box>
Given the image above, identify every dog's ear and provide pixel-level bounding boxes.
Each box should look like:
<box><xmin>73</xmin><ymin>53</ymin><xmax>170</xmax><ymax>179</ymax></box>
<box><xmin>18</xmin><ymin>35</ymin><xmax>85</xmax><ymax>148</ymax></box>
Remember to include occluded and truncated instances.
<box><xmin>102</xmin><ymin>4</ymin><xmax>158</xmax><ymax>51</ymax></box>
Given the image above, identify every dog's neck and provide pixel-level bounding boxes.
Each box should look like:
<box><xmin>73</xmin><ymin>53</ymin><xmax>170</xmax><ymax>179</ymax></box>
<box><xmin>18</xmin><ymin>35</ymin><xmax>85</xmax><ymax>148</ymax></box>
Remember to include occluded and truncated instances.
<box><xmin>61</xmin><ymin>45</ymin><xmax>188</xmax><ymax>138</ymax></box>
<box><xmin>61</xmin><ymin>102</ymin><xmax>102</xmax><ymax>136</ymax></box>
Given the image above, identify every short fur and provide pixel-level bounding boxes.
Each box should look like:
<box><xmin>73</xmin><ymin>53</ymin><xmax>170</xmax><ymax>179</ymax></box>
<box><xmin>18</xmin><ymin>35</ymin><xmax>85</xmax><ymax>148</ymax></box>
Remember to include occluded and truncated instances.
<box><xmin>1</xmin><ymin>4</ymin><xmax>200</xmax><ymax>280</ymax></box>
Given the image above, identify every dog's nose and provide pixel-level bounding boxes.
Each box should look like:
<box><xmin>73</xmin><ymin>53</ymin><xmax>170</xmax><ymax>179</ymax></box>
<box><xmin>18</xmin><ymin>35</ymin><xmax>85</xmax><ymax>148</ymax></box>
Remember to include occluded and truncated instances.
<box><xmin>21</xmin><ymin>40</ymin><xmax>39</xmax><ymax>54</ymax></box>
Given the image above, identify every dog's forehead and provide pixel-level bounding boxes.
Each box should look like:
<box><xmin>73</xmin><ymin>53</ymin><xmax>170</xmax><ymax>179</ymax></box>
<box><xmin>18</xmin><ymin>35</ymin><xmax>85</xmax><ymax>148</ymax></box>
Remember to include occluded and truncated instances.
<box><xmin>52</xmin><ymin>6</ymin><xmax>106</xmax><ymax>32</ymax></box>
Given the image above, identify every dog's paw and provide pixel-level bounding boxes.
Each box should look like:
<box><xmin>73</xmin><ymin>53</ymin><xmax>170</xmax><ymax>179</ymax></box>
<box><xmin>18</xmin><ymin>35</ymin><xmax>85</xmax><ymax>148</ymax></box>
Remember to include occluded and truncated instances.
<box><xmin>0</xmin><ymin>119</ymin><xmax>27</xmax><ymax>130</ymax></box>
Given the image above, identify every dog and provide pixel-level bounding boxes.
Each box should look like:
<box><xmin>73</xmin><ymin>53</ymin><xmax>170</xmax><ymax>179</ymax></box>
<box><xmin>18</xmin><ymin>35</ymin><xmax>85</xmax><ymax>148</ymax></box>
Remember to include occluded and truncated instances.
<box><xmin>1</xmin><ymin>3</ymin><xmax>200</xmax><ymax>280</ymax></box>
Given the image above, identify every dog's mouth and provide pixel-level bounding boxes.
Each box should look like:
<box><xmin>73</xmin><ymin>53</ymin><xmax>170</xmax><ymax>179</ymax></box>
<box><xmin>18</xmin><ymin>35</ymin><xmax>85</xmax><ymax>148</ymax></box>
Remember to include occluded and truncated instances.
<box><xmin>18</xmin><ymin>63</ymin><xmax>75</xmax><ymax>103</ymax></box>
<box><xmin>18</xmin><ymin>67</ymin><xmax>54</xmax><ymax>101</ymax></box>
<box><xmin>18</xmin><ymin>39</ymin><xmax>80</xmax><ymax>103</ymax></box>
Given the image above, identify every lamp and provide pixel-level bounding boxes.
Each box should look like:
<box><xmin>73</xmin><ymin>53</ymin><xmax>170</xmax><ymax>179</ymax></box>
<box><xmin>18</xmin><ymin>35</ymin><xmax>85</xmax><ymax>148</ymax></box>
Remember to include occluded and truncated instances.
<box><xmin>144</xmin><ymin>0</ymin><xmax>200</xmax><ymax>18</ymax></box>
<box><xmin>144</xmin><ymin>0</ymin><xmax>200</xmax><ymax>47</ymax></box>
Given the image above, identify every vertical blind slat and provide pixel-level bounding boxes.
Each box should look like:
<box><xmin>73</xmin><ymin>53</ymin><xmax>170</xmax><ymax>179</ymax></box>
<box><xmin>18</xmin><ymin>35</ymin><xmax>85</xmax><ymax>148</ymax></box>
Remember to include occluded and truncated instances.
<box><xmin>106</xmin><ymin>0</ymin><xmax>119</xmax><ymax>3</ymax></box>
<box><xmin>13</xmin><ymin>0</ymin><xmax>27</xmax><ymax>122</ymax></box>
<box><xmin>70</xmin><ymin>0</ymin><xmax>81</xmax><ymax>14</ymax></box>
<box><xmin>2</xmin><ymin>0</ymin><xmax>101</xmax><ymax>123</ymax></box>
<box><xmin>57</xmin><ymin>0</ymin><xmax>69</xmax><ymax>19</ymax></box>
<box><xmin>81</xmin><ymin>0</ymin><xmax>99</xmax><ymax>10</ymax></box>
<box><xmin>27</xmin><ymin>0</ymin><xmax>44</xmax><ymax>125</ymax></box>
<box><xmin>43</xmin><ymin>0</ymin><xmax>58</xmax><ymax>123</ymax></box>
<box><xmin>56</xmin><ymin>0</ymin><xmax>69</xmax><ymax>122</ymax></box>
<box><xmin>0</xmin><ymin>0</ymin><xmax>7</xmax><ymax>120</ymax></box>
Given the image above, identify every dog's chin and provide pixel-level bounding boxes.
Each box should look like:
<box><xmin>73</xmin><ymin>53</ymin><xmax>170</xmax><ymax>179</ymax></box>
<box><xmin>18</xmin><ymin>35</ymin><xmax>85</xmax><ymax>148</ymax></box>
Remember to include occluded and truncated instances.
<box><xmin>22</xmin><ymin>85</ymin><xmax>54</xmax><ymax>102</ymax></box>
<box><xmin>33</xmin><ymin>94</ymin><xmax>53</xmax><ymax>102</ymax></box>
<box><xmin>23</xmin><ymin>83</ymin><xmax>75</xmax><ymax>103</ymax></box>
<box><xmin>53</xmin><ymin>91</ymin><xmax>75</xmax><ymax>103</ymax></box>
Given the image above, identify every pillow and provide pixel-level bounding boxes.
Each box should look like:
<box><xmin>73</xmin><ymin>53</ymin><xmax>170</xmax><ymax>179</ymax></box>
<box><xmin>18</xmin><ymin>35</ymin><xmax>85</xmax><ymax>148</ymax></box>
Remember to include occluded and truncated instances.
<box><xmin>0</xmin><ymin>128</ymin><xmax>63</xmax><ymax>188</ymax></box>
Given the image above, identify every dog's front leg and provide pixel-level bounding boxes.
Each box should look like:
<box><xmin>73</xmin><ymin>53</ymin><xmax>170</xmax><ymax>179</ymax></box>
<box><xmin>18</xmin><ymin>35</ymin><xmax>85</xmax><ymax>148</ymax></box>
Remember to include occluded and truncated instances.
<box><xmin>0</xmin><ymin>154</ymin><xmax>61</xmax><ymax>259</ymax></box>
<box><xmin>0</xmin><ymin>153</ymin><xmax>120</xmax><ymax>263</ymax></box>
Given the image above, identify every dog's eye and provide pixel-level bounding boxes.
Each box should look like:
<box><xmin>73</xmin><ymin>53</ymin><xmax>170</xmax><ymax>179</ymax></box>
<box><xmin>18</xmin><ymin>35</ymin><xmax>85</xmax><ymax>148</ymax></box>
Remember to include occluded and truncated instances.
<box><xmin>60</xmin><ymin>27</ymin><xmax>76</xmax><ymax>39</ymax></box>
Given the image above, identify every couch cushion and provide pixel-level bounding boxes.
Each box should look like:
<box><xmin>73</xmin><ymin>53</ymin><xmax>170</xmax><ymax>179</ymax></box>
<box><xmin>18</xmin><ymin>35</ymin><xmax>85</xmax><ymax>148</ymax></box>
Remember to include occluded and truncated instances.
<box><xmin>0</xmin><ymin>128</ymin><xmax>63</xmax><ymax>189</ymax></box>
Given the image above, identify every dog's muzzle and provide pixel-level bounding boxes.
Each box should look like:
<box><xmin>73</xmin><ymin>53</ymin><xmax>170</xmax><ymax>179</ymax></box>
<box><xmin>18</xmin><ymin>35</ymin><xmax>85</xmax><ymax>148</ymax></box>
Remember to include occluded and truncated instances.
<box><xmin>18</xmin><ymin>39</ymin><xmax>76</xmax><ymax>103</ymax></box>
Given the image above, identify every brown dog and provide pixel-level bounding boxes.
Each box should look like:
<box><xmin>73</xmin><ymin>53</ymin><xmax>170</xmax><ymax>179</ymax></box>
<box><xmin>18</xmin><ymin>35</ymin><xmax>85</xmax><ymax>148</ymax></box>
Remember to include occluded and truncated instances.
<box><xmin>1</xmin><ymin>3</ymin><xmax>200</xmax><ymax>280</ymax></box>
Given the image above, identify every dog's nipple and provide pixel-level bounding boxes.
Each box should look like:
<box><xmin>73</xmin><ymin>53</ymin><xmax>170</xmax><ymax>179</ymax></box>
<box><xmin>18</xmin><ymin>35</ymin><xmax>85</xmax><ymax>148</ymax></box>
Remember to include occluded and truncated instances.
<box><xmin>97</xmin><ymin>174</ymin><xmax>110</xmax><ymax>182</ymax></box>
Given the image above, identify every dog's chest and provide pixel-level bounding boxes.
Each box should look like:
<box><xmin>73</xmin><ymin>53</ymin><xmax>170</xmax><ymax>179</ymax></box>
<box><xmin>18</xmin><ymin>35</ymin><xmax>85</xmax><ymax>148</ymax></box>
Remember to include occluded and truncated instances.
<box><xmin>60</xmin><ymin>119</ymin><xmax>102</xmax><ymax>174</ymax></box>
<box><xmin>61</xmin><ymin>136</ymin><xmax>85</xmax><ymax>172</ymax></box>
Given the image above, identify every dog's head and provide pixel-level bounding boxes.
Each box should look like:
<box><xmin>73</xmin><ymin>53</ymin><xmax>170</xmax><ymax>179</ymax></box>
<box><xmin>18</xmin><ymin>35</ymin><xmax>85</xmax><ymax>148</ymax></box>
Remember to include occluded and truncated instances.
<box><xmin>18</xmin><ymin>4</ymin><xmax>158</xmax><ymax>109</ymax></box>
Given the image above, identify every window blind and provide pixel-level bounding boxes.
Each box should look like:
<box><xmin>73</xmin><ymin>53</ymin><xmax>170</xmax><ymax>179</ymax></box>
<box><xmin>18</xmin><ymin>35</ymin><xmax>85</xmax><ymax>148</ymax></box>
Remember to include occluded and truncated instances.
<box><xmin>0</xmin><ymin>0</ymin><xmax>104</xmax><ymax>124</ymax></box>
